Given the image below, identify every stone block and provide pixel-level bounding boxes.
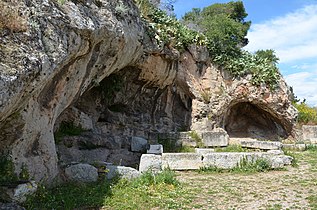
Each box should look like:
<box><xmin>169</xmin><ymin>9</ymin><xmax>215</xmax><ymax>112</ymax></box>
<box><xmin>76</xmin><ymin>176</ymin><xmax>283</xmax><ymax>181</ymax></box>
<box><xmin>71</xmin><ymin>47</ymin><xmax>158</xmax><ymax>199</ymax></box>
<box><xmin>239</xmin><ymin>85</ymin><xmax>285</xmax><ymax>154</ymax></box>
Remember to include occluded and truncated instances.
<box><xmin>131</xmin><ymin>137</ymin><xmax>148</xmax><ymax>152</ymax></box>
<box><xmin>302</xmin><ymin>125</ymin><xmax>317</xmax><ymax>141</ymax></box>
<box><xmin>195</xmin><ymin>148</ymin><xmax>215</xmax><ymax>154</ymax></box>
<box><xmin>139</xmin><ymin>154</ymin><xmax>162</xmax><ymax>173</ymax></box>
<box><xmin>203</xmin><ymin>153</ymin><xmax>247</xmax><ymax>169</ymax></box>
<box><xmin>65</xmin><ymin>163</ymin><xmax>98</xmax><ymax>183</ymax></box>
<box><xmin>106</xmin><ymin>165</ymin><xmax>140</xmax><ymax>180</ymax></box>
<box><xmin>241</xmin><ymin>140</ymin><xmax>282</xmax><ymax>150</ymax></box>
<box><xmin>162</xmin><ymin>153</ymin><xmax>203</xmax><ymax>170</ymax></box>
<box><xmin>0</xmin><ymin>181</ymin><xmax>37</xmax><ymax>203</ymax></box>
<box><xmin>282</xmin><ymin>144</ymin><xmax>306</xmax><ymax>151</ymax></box>
<box><xmin>147</xmin><ymin>144</ymin><xmax>163</xmax><ymax>154</ymax></box>
<box><xmin>267</xmin><ymin>150</ymin><xmax>284</xmax><ymax>155</ymax></box>
<box><xmin>201</xmin><ymin>131</ymin><xmax>229</xmax><ymax>147</ymax></box>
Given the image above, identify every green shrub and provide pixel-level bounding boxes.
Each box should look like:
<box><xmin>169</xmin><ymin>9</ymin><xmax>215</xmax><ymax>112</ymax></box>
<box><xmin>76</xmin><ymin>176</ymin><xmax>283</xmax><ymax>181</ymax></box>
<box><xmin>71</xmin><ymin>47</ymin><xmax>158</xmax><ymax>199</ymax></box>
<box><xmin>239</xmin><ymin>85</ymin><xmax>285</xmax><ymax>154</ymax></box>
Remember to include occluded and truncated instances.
<box><xmin>293</xmin><ymin>102</ymin><xmax>317</xmax><ymax>125</ymax></box>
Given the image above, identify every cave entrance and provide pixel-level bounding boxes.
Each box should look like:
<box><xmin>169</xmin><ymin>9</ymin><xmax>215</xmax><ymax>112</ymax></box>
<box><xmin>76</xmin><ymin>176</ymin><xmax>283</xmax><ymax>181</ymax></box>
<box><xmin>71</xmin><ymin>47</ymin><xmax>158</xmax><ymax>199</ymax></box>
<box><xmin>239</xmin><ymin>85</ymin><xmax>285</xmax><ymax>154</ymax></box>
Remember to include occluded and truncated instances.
<box><xmin>224</xmin><ymin>102</ymin><xmax>287</xmax><ymax>141</ymax></box>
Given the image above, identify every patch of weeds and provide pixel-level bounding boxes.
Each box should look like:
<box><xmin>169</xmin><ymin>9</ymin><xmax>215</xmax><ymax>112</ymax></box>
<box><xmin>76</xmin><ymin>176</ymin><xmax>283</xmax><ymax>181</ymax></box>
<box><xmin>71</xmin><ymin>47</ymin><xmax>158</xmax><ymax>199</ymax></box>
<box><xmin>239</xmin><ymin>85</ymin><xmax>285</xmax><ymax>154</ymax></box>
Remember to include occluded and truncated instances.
<box><xmin>200</xmin><ymin>90</ymin><xmax>211</xmax><ymax>104</ymax></box>
<box><xmin>198</xmin><ymin>166</ymin><xmax>224</xmax><ymax>173</ymax></box>
<box><xmin>265</xmin><ymin>203</ymin><xmax>283</xmax><ymax>210</ymax></box>
<box><xmin>103</xmin><ymin>169</ymin><xmax>189</xmax><ymax>209</ymax></box>
<box><xmin>215</xmin><ymin>144</ymin><xmax>248</xmax><ymax>152</ymax></box>
<box><xmin>308</xmin><ymin>195</ymin><xmax>317</xmax><ymax>210</ymax></box>
<box><xmin>24</xmin><ymin>179</ymin><xmax>112</xmax><ymax>209</ymax></box>
<box><xmin>189</xmin><ymin>131</ymin><xmax>204</xmax><ymax>148</ymax></box>
<box><xmin>177</xmin><ymin>145</ymin><xmax>195</xmax><ymax>153</ymax></box>
<box><xmin>158</xmin><ymin>137</ymin><xmax>175</xmax><ymax>152</ymax></box>
<box><xmin>306</xmin><ymin>144</ymin><xmax>317</xmax><ymax>152</ymax></box>
<box><xmin>0</xmin><ymin>154</ymin><xmax>18</xmax><ymax>185</ymax></box>
<box><xmin>232</xmin><ymin>157</ymin><xmax>271</xmax><ymax>173</ymax></box>
<box><xmin>54</xmin><ymin>121</ymin><xmax>86</xmax><ymax>143</ymax></box>
<box><xmin>283</xmin><ymin>150</ymin><xmax>298</xmax><ymax>167</ymax></box>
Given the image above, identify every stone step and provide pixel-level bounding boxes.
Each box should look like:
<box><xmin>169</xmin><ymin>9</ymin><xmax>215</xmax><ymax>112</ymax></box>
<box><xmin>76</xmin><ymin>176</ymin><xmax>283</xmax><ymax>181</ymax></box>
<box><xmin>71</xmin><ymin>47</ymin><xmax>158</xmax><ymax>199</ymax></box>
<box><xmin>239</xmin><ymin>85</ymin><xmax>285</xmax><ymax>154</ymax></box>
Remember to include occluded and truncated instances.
<box><xmin>139</xmin><ymin>152</ymin><xmax>293</xmax><ymax>172</ymax></box>
<box><xmin>240</xmin><ymin>140</ymin><xmax>282</xmax><ymax>150</ymax></box>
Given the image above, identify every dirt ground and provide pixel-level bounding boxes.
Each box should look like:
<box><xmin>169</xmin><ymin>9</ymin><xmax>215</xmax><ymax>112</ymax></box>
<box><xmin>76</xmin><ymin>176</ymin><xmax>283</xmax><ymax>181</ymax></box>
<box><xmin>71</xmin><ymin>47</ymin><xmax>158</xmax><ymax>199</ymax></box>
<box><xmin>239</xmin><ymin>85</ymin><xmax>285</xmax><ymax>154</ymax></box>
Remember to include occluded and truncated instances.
<box><xmin>176</xmin><ymin>151</ymin><xmax>317</xmax><ymax>210</ymax></box>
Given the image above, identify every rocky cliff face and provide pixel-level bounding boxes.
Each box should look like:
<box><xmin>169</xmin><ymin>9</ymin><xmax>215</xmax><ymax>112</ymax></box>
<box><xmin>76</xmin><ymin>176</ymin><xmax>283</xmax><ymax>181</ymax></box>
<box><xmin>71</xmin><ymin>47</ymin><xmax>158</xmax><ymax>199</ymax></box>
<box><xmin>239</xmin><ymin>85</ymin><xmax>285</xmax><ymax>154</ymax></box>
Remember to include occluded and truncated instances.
<box><xmin>0</xmin><ymin>0</ymin><xmax>297</xmax><ymax>183</ymax></box>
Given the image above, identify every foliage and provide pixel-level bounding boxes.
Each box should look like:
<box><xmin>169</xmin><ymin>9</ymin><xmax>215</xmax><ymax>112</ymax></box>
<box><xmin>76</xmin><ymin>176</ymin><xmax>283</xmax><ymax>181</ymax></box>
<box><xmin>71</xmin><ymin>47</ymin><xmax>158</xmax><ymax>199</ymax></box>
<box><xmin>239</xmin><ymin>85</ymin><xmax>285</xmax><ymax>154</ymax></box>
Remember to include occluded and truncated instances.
<box><xmin>189</xmin><ymin>131</ymin><xmax>204</xmax><ymax>148</ymax></box>
<box><xmin>182</xmin><ymin>1</ymin><xmax>280</xmax><ymax>89</ymax></box>
<box><xmin>293</xmin><ymin>101</ymin><xmax>317</xmax><ymax>125</ymax></box>
<box><xmin>54</xmin><ymin>121</ymin><xmax>86</xmax><ymax>143</ymax></box>
<box><xmin>96</xmin><ymin>74</ymin><xmax>124</xmax><ymax>101</ymax></box>
<box><xmin>24</xmin><ymin>169</ymin><xmax>183</xmax><ymax>209</ymax></box>
<box><xmin>282</xmin><ymin>150</ymin><xmax>298</xmax><ymax>167</ymax></box>
<box><xmin>306</xmin><ymin>144</ymin><xmax>317</xmax><ymax>152</ymax></box>
<box><xmin>233</xmin><ymin>157</ymin><xmax>272</xmax><ymax>173</ymax></box>
<box><xmin>0</xmin><ymin>1</ymin><xmax>27</xmax><ymax>33</ymax></box>
<box><xmin>0</xmin><ymin>154</ymin><xmax>19</xmax><ymax>185</ymax></box>
<box><xmin>135</xmin><ymin>0</ymin><xmax>208</xmax><ymax>50</ymax></box>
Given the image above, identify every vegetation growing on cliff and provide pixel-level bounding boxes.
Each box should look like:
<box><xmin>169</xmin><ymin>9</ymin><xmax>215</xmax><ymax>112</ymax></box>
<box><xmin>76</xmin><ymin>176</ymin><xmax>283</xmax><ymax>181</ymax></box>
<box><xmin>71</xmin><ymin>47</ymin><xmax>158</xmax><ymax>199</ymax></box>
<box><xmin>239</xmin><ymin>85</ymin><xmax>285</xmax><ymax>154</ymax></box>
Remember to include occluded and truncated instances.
<box><xmin>135</xmin><ymin>0</ymin><xmax>281</xmax><ymax>89</ymax></box>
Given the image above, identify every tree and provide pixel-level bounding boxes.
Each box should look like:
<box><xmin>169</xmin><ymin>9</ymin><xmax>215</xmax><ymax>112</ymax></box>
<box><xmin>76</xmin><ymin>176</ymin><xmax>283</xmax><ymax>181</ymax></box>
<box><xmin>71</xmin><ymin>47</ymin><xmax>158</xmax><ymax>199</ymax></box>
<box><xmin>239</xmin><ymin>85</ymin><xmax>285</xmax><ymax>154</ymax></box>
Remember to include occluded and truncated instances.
<box><xmin>181</xmin><ymin>1</ymin><xmax>251</xmax><ymax>59</ymax></box>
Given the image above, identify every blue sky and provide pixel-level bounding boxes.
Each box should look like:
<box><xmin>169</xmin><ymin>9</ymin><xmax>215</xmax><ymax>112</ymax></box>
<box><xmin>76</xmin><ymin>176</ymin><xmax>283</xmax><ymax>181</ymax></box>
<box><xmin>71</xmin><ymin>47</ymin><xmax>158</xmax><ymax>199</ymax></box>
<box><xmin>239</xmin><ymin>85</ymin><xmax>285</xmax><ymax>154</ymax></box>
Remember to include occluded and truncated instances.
<box><xmin>173</xmin><ymin>0</ymin><xmax>317</xmax><ymax>106</ymax></box>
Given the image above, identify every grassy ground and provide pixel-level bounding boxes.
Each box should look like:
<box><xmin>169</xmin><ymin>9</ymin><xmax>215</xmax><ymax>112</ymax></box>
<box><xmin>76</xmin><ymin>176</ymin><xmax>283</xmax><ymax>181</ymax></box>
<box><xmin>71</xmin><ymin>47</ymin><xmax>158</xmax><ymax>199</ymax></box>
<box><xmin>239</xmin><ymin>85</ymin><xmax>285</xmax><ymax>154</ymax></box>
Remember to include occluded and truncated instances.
<box><xmin>24</xmin><ymin>149</ymin><xmax>317</xmax><ymax>209</ymax></box>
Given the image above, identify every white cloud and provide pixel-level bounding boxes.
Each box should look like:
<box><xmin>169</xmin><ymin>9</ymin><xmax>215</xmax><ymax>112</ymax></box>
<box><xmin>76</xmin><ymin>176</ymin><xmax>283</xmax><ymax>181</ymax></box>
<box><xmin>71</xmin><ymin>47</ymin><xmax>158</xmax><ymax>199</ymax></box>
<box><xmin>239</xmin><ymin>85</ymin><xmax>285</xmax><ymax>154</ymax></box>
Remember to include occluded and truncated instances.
<box><xmin>245</xmin><ymin>4</ymin><xmax>317</xmax><ymax>106</ymax></box>
<box><xmin>285</xmin><ymin>71</ymin><xmax>317</xmax><ymax>106</ymax></box>
<box><xmin>245</xmin><ymin>4</ymin><xmax>317</xmax><ymax>63</ymax></box>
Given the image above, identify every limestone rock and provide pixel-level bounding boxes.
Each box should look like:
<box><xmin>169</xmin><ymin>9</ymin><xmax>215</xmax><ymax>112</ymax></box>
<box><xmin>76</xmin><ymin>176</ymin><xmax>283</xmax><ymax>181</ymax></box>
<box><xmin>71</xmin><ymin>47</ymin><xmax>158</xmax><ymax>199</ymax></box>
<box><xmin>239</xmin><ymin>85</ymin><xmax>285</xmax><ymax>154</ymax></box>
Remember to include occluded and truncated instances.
<box><xmin>240</xmin><ymin>140</ymin><xmax>282</xmax><ymax>150</ymax></box>
<box><xmin>0</xmin><ymin>181</ymin><xmax>37</xmax><ymax>204</ymax></box>
<box><xmin>106</xmin><ymin>165</ymin><xmax>140</xmax><ymax>180</ymax></box>
<box><xmin>302</xmin><ymin>125</ymin><xmax>317</xmax><ymax>143</ymax></box>
<box><xmin>147</xmin><ymin>144</ymin><xmax>163</xmax><ymax>155</ymax></box>
<box><xmin>131</xmin><ymin>137</ymin><xmax>148</xmax><ymax>152</ymax></box>
<box><xmin>65</xmin><ymin>164</ymin><xmax>98</xmax><ymax>183</ymax></box>
<box><xmin>0</xmin><ymin>203</ymin><xmax>25</xmax><ymax>210</ymax></box>
<box><xmin>162</xmin><ymin>153</ymin><xmax>203</xmax><ymax>170</ymax></box>
<box><xmin>201</xmin><ymin>130</ymin><xmax>229</xmax><ymax>147</ymax></box>
<box><xmin>195</xmin><ymin>148</ymin><xmax>215</xmax><ymax>154</ymax></box>
<box><xmin>282</xmin><ymin>144</ymin><xmax>306</xmax><ymax>151</ymax></box>
<box><xmin>139</xmin><ymin>154</ymin><xmax>162</xmax><ymax>173</ymax></box>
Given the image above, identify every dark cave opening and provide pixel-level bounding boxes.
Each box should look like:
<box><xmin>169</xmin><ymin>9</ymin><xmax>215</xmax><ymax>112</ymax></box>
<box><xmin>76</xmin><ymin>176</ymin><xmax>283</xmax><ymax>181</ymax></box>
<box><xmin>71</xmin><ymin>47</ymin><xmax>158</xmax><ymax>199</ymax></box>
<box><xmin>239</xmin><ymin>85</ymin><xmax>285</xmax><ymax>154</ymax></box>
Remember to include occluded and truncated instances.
<box><xmin>224</xmin><ymin>102</ymin><xmax>287</xmax><ymax>141</ymax></box>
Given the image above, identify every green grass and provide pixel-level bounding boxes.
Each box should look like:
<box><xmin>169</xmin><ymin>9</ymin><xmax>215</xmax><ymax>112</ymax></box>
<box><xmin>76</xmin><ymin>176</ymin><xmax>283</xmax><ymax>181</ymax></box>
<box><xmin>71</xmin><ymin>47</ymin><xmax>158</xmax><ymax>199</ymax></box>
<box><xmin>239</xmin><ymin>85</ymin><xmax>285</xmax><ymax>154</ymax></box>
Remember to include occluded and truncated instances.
<box><xmin>282</xmin><ymin>150</ymin><xmax>298</xmax><ymax>167</ymax></box>
<box><xmin>24</xmin><ymin>169</ymin><xmax>188</xmax><ymax>210</ymax></box>
<box><xmin>306</xmin><ymin>144</ymin><xmax>317</xmax><ymax>152</ymax></box>
<box><xmin>199</xmin><ymin>157</ymin><xmax>272</xmax><ymax>174</ymax></box>
<box><xmin>308</xmin><ymin>195</ymin><xmax>317</xmax><ymax>209</ymax></box>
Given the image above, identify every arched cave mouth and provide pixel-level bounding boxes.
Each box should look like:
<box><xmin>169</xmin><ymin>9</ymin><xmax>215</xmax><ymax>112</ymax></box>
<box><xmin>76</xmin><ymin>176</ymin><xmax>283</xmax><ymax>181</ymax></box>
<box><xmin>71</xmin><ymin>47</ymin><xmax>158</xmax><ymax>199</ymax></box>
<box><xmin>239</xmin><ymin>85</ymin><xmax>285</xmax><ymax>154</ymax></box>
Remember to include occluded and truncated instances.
<box><xmin>224</xmin><ymin>102</ymin><xmax>287</xmax><ymax>141</ymax></box>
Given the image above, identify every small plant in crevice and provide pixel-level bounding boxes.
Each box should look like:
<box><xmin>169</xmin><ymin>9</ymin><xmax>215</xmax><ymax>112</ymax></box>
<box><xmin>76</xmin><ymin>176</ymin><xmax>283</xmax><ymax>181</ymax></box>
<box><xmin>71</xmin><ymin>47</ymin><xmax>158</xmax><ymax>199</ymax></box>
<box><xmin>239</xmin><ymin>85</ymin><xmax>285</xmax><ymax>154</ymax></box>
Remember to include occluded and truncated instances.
<box><xmin>115</xmin><ymin>0</ymin><xmax>129</xmax><ymax>17</ymax></box>
<box><xmin>189</xmin><ymin>131</ymin><xmax>204</xmax><ymax>148</ymax></box>
<box><xmin>0</xmin><ymin>154</ymin><xmax>18</xmax><ymax>185</ymax></box>
<box><xmin>96</xmin><ymin>74</ymin><xmax>124</xmax><ymax>102</ymax></box>
<box><xmin>54</xmin><ymin>121</ymin><xmax>86</xmax><ymax>144</ymax></box>
<box><xmin>214</xmin><ymin>145</ymin><xmax>248</xmax><ymax>152</ymax></box>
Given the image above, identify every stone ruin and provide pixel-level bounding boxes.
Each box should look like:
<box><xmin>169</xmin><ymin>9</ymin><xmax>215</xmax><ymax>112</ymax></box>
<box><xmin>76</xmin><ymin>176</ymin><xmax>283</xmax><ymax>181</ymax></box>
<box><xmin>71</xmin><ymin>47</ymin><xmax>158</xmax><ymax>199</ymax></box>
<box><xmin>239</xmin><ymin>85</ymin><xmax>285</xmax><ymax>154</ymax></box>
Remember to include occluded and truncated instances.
<box><xmin>0</xmin><ymin>0</ymin><xmax>306</xmax><ymax>203</ymax></box>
